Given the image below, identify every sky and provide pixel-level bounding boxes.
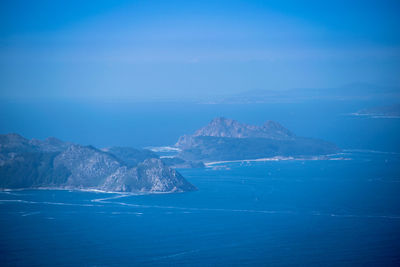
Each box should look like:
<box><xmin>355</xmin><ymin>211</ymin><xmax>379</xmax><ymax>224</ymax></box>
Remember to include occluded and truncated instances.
<box><xmin>0</xmin><ymin>0</ymin><xmax>399</xmax><ymax>101</ymax></box>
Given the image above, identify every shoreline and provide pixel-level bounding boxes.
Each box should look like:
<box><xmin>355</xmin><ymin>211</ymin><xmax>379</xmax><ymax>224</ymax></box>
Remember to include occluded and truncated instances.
<box><xmin>204</xmin><ymin>154</ymin><xmax>351</xmax><ymax>167</ymax></box>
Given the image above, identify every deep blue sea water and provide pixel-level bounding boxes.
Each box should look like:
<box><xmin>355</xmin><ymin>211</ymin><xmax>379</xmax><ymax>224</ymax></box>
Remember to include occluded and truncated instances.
<box><xmin>1</xmin><ymin>151</ymin><xmax>400</xmax><ymax>266</ymax></box>
<box><xmin>1</xmin><ymin>100</ymin><xmax>400</xmax><ymax>265</ymax></box>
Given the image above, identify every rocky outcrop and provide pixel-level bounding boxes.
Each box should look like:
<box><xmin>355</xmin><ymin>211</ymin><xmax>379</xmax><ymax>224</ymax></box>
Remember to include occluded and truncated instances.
<box><xmin>175</xmin><ymin>118</ymin><xmax>339</xmax><ymax>161</ymax></box>
<box><xmin>192</xmin><ymin>117</ymin><xmax>294</xmax><ymax>139</ymax></box>
<box><xmin>0</xmin><ymin>134</ymin><xmax>196</xmax><ymax>193</ymax></box>
<box><xmin>101</xmin><ymin>147</ymin><xmax>160</xmax><ymax>168</ymax></box>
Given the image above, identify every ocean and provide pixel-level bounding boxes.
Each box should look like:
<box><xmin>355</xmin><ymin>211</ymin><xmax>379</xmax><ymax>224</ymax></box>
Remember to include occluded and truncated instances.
<box><xmin>1</xmin><ymin>100</ymin><xmax>400</xmax><ymax>266</ymax></box>
<box><xmin>1</xmin><ymin>150</ymin><xmax>400</xmax><ymax>266</ymax></box>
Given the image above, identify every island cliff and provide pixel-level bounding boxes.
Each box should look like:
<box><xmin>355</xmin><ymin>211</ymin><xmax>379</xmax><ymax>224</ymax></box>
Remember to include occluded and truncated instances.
<box><xmin>175</xmin><ymin>117</ymin><xmax>339</xmax><ymax>161</ymax></box>
<box><xmin>0</xmin><ymin>134</ymin><xmax>196</xmax><ymax>193</ymax></box>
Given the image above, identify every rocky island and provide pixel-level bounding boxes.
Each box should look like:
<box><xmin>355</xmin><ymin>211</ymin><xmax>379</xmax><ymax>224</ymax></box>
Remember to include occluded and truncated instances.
<box><xmin>174</xmin><ymin>117</ymin><xmax>339</xmax><ymax>162</ymax></box>
<box><xmin>0</xmin><ymin>119</ymin><xmax>340</xmax><ymax>191</ymax></box>
<box><xmin>0</xmin><ymin>134</ymin><xmax>196</xmax><ymax>193</ymax></box>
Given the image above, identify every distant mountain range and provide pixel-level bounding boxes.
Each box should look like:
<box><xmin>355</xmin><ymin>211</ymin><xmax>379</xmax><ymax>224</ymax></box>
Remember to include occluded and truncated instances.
<box><xmin>175</xmin><ymin>117</ymin><xmax>339</xmax><ymax>161</ymax></box>
<box><xmin>0</xmin><ymin>134</ymin><xmax>196</xmax><ymax>193</ymax></box>
<box><xmin>199</xmin><ymin>83</ymin><xmax>400</xmax><ymax>104</ymax></box>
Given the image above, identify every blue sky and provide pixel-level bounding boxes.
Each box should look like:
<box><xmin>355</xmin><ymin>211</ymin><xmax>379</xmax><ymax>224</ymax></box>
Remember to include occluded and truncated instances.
<box><xmin>0</xmin><ymin>0</ymin><xmax>399</xmax><ymax>100</ymax></box>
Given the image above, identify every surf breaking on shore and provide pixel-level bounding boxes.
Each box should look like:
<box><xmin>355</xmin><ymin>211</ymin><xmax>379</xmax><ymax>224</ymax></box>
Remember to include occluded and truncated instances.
<box><xmin>204</xmin><ymin>154</ymin><xmax>351</xmax><ymax>167</ymax></box>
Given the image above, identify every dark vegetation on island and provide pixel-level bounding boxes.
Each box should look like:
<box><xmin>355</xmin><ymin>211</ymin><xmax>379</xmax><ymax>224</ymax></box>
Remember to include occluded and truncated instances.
<box><xmin>0</xmin><ymin>117</ymin><xmax>339</xmax><ymax>193</ymax></box>
<box><xmin>0</xmin><ymin>134</ymin><xmax>196</xmax><ymax>193</ymax></box>
<box><xmin>174</xmin><ymin>117</ymin><xmax>340</xmax><ymax>161</ymax></box>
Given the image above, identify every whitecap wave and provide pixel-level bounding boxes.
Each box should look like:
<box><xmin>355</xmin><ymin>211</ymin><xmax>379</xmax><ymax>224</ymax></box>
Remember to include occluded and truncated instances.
<box><xmin>89</xmin><ymin>199</ymin><xmax>400</xmax><ymax>221</ymax></box>
<box><xmin>21</xmin><ymin>211</ymin><xmax>41</xmax><ymax>216</ymax></box>
<box><xmin>0</xmin><ymin>199</ymin><xmax>102</xmax><ymax>207</ymax></box>
<box><xmin>344</xmin><ymin>149</ymin><xmax>400</xmax><ymax>155</ymax></box>
<box><xmin>152</xmin><ymin>249</ymin><xmax>200</xmax><ymax>260</ymax></box>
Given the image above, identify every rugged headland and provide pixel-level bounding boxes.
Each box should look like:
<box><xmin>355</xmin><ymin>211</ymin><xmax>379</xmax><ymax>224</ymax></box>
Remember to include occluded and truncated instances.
<box><xmin>174</xmin><ymin>117</ymin><xmax>339</xmax><ymax>161</ymax></box>
<box><xmin>0</xmin><ymin>119</ymin><xmax>339</xmax><ymax>191</ymax></box>
<box><xmin>0</xmin><ymin>134</ymin><xmax>196</xmax><ymax>193</ymax></box>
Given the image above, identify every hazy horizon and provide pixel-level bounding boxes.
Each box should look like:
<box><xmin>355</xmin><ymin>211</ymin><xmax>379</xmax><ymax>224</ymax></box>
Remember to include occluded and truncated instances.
<box><xmin>1</xmin><ymin>0</ymin><xmax>400</xmax><ymax>101</ymax></box>
<box><xmin>1</xmin><ymin>2</ymin><xmax>400</xmax><ymax>266</ymax></box>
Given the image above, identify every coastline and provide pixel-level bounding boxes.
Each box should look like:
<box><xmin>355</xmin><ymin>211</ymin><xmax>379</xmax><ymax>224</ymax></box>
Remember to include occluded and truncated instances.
<box><xmin>204</xmin><ymin>154</ymin><xmax>351</xmax><ymax>167</ymax></box>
